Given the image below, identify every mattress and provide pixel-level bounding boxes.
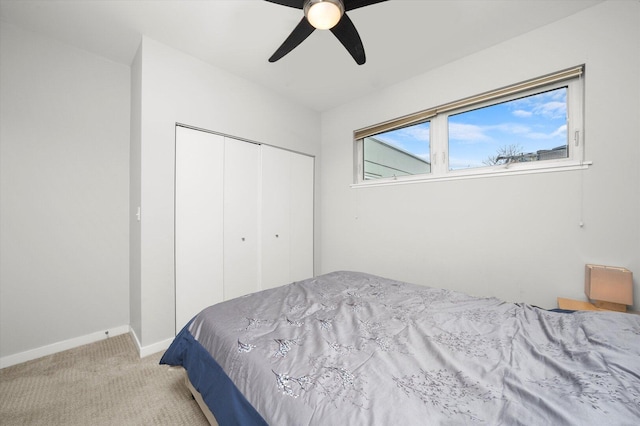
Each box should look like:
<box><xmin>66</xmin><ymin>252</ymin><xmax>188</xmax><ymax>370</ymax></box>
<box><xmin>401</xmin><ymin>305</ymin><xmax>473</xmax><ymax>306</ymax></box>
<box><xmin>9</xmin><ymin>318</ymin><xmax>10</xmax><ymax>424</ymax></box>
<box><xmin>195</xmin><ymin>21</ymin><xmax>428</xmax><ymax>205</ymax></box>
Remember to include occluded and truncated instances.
<box><xmin>161</xmin><ymin>271</ymin><xmax>640</xmax><ymax>425</ymax></box>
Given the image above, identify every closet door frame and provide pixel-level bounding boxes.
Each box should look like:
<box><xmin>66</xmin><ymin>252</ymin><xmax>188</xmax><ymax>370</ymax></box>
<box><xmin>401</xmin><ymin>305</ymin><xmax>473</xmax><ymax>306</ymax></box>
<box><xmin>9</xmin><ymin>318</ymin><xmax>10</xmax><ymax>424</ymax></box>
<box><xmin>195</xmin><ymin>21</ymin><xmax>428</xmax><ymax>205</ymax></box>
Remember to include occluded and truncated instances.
<box><xmin>175</xmin><ymin>124</ymin><xmax>315</xmax><ymax>334</ymax></box>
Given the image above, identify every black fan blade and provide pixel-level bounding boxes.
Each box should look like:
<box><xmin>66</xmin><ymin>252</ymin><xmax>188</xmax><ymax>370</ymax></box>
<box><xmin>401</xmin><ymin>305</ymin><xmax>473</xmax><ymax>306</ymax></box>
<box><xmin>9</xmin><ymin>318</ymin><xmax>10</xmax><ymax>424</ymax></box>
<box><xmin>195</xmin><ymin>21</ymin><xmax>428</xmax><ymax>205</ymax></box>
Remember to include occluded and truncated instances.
<box><xmin>330</xmin><ymin>13</ymin><xmax>365</xmax><ymax>65</ymax></box>
<box><xmin>269</xmin><ymin>17</ymin><xmax>316</xmax><ymax>62</ymax></box>
<box><xmin>344</xmin><ymin>0</ymin><xmax>387</xmax><ymax>12</ymax></box>
<box><xmin>264</xmin><ymin>0</ymin><xmax>304</xmax><ymax>9</ymax></box>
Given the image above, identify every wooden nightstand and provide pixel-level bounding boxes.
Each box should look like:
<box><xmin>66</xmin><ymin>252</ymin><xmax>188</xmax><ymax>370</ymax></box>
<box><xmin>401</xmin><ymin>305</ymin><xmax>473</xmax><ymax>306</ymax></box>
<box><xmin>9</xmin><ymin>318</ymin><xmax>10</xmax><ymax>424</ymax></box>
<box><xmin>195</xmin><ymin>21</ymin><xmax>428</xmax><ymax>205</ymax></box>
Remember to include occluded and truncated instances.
<box><xmin>557</xmin><ymin>297</ymin><xmax>606</xmax><ymax>311</ymax></box>
<box><xmin>557</xmin><ymin>297</ymin><xmax>639</xmax><ymax>314</ymax></box>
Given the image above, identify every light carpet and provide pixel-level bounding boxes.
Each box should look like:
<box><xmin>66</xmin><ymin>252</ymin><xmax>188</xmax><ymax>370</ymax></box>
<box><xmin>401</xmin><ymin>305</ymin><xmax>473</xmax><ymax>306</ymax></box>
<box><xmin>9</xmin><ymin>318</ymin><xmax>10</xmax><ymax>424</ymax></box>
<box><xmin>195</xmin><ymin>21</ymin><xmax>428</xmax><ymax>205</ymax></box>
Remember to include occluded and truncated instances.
<box><xmin>0</xmin><ymin>334</ymin><xmax>209</xmax><ymax>425</ymax></box>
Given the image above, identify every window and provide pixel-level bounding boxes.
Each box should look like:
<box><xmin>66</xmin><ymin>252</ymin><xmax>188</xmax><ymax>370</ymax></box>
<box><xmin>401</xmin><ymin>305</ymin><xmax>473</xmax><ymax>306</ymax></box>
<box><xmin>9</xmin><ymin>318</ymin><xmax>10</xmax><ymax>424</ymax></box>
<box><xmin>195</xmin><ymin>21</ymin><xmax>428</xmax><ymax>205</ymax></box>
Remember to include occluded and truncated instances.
<box><xmin>354</xmin><ymin>66</ymin><xmax>585</xmax><ymax>185</ymax></box>
<box><xmin>363</xmin><ymin>121</ymin><xmax>431</xmax><ymax>179</ymax></box>
<box><xmin>448</xmin><ymin>87</ymin><xmax>568</xmax><ymax>170</ymax></box>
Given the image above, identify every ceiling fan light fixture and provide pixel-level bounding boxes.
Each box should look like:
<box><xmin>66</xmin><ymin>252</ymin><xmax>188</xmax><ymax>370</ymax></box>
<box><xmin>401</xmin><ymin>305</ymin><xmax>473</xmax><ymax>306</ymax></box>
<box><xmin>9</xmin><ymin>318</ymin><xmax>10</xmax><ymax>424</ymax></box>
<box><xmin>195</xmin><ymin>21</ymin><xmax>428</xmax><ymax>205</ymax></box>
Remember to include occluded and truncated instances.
<box><xmin>304</xmin><ymin>0</ymin><xmax>344</xmax><ymax>30</ymax></box>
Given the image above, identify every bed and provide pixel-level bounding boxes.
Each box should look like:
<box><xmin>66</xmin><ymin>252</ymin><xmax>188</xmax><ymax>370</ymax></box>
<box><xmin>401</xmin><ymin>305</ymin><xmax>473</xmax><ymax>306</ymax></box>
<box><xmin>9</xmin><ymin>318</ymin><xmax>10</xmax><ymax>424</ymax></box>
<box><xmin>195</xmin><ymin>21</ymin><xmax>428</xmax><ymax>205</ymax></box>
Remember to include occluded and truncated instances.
<box><xmin>160</xmin><ymin>271</ymin><xmax>640</xmax><ymax>425</ymax></box>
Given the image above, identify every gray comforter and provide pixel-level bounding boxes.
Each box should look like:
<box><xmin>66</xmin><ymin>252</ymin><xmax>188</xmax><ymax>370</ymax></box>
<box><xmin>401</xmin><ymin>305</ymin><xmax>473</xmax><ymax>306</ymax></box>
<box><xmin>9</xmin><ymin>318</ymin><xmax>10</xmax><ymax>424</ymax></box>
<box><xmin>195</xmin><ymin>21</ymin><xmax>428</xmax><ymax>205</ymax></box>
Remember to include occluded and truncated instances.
<box><xmin>188</xmin><ymin>271</ymin><xmax>640</xmax><ymax>425</ymax></box>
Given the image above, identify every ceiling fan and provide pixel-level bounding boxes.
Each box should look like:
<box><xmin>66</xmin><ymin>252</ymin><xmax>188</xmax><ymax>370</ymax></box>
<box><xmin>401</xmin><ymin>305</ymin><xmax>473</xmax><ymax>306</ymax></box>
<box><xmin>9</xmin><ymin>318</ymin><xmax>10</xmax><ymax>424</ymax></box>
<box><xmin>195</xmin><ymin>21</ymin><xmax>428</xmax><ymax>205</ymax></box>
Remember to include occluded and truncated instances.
<box><xmin>265</xmin><ymin>0</ymin><xmax>388</xmax><ymax>65</ymax></box>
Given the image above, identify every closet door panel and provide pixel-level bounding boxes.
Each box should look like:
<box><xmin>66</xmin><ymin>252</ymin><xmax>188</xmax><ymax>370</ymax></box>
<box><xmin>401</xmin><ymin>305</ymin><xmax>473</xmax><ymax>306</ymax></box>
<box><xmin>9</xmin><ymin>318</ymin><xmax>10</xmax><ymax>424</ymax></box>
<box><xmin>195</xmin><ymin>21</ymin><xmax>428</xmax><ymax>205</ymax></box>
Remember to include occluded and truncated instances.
<box><xmin>175</xmin><ymin>127</ymin><xmax>224</xmax><ymax>334</ymax></box>
<box><xmin>261</xmin><ymin>145</ymin><xmax>291</xmax><ymax>289</ymax></box>
<box><xmin>289</xmin><ymin>153</ymin><xmax>314</xmax><ymax>282</ymax></box>
<box><xmin>223</xmin><ymin>138</ymin><xmax>260</xmax><ymax>300</ymax></box>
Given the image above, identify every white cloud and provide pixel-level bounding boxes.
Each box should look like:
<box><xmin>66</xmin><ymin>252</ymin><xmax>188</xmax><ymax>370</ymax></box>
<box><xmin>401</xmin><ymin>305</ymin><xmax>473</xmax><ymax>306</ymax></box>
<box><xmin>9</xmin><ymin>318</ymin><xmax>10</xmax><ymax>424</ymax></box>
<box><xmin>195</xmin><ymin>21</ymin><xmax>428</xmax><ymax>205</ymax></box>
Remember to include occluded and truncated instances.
<box><xmin>510</xmin><ymin>88</ymin><xmax>567</xmax><ymax>120</ymax></box>
<box><xmin>449</xmin><ymin>122</ymin><xmax>491</xmax><ymax>143</ymax></box>
<box><xmin>512</xmin><ymin>109</ymin><xmax>532</xmax><ymax>118</ymax></box>
<box><xmin>490</xmin><ymin>123</ymin><xmax>531</xmax><ymax>134</ymax></box>
<box><xmin>399</xmin><ymin>126</ymin><xmax>430</xmax><ymax>142</ymax></box>
<box><xmin>527</xmin><ymin>124</ymin><xmax>567</xmax><ymax>140</ymax></box>
<box><xmin>551</xmin><ymin>124</ymin><xmax>567</xmax><ymax>138</ymax></box>
<box><xmin>533</xmin><ymin>101</ymin><xmax>566</xmax><ymax>119</ymax></box>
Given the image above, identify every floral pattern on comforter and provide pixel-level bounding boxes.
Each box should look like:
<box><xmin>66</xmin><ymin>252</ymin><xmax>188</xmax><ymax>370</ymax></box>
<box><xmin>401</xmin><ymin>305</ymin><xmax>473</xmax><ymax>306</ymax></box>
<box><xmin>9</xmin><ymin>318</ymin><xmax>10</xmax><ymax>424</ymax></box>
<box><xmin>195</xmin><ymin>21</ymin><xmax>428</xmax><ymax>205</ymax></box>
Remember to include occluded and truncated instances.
<box><xmin>186</xmin><ymin>271</ymin><xmax>640</xmax><ymax>425</ymax></box>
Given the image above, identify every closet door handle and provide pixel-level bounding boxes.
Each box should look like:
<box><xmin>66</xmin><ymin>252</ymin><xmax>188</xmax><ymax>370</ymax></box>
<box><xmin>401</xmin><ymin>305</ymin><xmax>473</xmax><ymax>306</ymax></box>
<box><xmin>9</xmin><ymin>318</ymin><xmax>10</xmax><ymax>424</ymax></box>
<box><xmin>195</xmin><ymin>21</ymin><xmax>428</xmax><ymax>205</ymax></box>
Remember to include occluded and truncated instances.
<box><xmin>241</xmin><ymin>237</ymin><xmax>245</xmax><ymax>242</ymax></box>
<box><xmin>275</xmin><ymin>234</ymin><xmax>279</xmax><ymax>238</ymax></box>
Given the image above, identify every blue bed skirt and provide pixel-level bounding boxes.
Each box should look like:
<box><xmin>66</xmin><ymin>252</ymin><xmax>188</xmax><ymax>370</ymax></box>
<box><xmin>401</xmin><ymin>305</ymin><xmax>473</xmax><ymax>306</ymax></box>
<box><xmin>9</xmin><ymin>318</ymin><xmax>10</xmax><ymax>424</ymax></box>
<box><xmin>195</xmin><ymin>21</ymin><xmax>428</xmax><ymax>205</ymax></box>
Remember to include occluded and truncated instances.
<box><xmin>160</xmin><ymin>323</ymin><xmax>268</xmax><ymax>426</ymax></box>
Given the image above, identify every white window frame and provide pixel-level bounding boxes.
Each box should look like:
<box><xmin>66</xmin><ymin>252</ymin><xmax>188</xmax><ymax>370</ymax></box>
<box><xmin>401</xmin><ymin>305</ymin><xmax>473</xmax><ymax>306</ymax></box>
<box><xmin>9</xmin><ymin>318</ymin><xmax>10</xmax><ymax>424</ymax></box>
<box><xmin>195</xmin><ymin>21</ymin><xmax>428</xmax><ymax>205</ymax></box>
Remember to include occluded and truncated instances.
<box><xmin>353</xmin><ymin>66</ymin><xmax>589</xmax><ymax>187</ymax></box>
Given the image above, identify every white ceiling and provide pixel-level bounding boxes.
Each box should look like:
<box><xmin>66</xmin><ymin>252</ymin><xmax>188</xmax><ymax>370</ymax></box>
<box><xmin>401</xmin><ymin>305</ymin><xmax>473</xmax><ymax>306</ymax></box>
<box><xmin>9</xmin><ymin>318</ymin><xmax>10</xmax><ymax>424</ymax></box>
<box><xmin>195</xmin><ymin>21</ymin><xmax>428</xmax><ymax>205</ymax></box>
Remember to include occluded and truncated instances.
<box><xmin>0</xmin><ymin>0</ymin><xmax>603</xmax><ymax>111</ymax></box>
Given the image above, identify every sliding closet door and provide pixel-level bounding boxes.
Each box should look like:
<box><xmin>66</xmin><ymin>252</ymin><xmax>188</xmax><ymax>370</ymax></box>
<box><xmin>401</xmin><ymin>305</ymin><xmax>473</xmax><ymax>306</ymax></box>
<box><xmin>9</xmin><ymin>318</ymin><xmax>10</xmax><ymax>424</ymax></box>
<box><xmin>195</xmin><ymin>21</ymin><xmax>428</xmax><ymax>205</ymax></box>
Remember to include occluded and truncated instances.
<box><xmin>223</xmin><ymin>138</ymin><xmax>260</xmax><ymax>299</ymax></box>
<box><xmin>289</xmin><ymin>153</ymin><xmax>314</xmax><ymax>282</ymax></box>
<box><xmin>176</xmin><ymin>128</ymin><xmax>314</xmax><ymax>322</ymax></box>
<box><xmin>175</xmin><ymin>127</ymin><xmax>224</xmax><ymax>334</ymax></box>
<box><xmin>261</xmin><ymin>145</ymin><xmax>314</xmax><ymax>289</ymax></box>
<box><xmin>261</xmin><ymin>145</ymin><xmax>291</xmax><ymax>289</ymax></box>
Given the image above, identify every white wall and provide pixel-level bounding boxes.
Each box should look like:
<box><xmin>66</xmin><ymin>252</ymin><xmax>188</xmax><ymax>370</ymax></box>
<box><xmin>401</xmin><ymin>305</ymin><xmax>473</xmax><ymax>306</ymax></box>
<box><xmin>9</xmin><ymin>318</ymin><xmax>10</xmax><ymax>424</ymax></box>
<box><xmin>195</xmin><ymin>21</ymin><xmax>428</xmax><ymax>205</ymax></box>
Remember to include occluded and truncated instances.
<box><xmin>131</xmin><ymin>37</ymin><xmax>320</xmax><ymax>352</ymax></box>
<box><xmin>0</xmin><ymin>24</ymin><xmax>131</xmax><ymax>362</ymax></box>
<box><xmin>2</xmin><ymin>0</ymin><xmax>636</xmax><ymax>364</ymax></box>
<box><xmin>129</xmin><ymin>44</ymin><xmax>142</xmax><ymax>344</ymax></box>
<box><xmin>318</xmin><ymin>0</ymin><xmax>640</xmax><ymax>309</ymax></box>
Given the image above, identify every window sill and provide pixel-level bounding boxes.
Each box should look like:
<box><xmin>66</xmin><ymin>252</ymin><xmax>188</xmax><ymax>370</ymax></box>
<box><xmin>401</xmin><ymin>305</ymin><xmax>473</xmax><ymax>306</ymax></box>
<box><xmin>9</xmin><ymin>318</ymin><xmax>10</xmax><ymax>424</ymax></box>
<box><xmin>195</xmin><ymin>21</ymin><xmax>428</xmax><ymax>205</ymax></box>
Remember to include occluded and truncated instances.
<box><xmin>351</xmin><ymin>160</ymin><xmax>592</xmax><ymax>188</ymax></box>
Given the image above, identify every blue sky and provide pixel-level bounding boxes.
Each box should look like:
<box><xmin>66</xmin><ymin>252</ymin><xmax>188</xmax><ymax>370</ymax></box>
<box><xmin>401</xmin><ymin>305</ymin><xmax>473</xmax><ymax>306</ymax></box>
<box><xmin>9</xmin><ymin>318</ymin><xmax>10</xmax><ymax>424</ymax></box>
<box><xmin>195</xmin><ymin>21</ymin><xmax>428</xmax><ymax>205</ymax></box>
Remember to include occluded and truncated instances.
<box><xmin>373</xmin><ymin>87</ymin><xmax>568</xmax><ymax>170</ymax></box>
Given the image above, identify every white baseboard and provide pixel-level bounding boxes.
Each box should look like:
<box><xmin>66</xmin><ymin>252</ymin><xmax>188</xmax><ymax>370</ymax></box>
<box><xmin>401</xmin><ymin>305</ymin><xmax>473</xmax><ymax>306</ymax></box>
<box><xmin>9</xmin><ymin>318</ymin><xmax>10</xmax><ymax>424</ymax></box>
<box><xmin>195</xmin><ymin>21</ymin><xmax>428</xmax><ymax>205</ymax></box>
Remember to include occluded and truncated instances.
<box><xmin>129</xmin><ymin>327</ymin><xmax>174</xmax><ymax>358</ymax></box>
<box><xmin>1</xmin><ymin>326</ymin><xmax>175</xmax><ymax>369</ymax></box>
<box><xmin>0</xmin><ymin>325</ymin><xmax>130</xmax><ymax>369</ymax></box>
